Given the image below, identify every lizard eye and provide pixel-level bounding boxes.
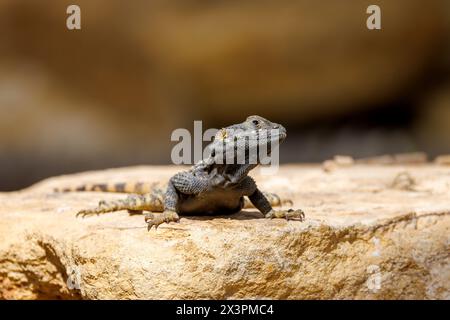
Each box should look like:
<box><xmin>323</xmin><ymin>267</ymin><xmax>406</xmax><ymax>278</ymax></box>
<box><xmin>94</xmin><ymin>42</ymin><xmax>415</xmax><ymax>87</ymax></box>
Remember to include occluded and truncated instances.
<box><xmin>252</xmin><ymin>119</ymin><xmax>259</xmax><ymax>126</ymax></box>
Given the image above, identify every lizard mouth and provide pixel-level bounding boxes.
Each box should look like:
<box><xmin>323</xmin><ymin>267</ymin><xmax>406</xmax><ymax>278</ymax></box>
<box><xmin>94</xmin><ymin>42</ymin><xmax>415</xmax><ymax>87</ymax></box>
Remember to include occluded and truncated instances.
<box><xmin>221</xmin><ymin>126</ymin><xmax>287</xmax><ymax>147</ymax></box>
<box><xmin>238</xmin><ymin>128</ymin><xmax>286</xmax><ymax>144</ymax></box>
<box><xmin>263</xmin><ymin>126</ymin><xmax>287</xmax><ymax>142</ymax></box>
<box><xmin>277</xmin><ymin>128</ymin><xmax>287</xmax><ymax>141</ymax></box>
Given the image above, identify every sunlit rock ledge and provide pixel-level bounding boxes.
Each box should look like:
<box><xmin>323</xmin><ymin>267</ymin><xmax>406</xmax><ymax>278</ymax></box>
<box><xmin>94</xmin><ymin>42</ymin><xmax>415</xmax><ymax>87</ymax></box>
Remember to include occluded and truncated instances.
<box><xmin>0</xmin><ymin>164</ymin><xmax>449</xmax><ymax>299</ymax></box>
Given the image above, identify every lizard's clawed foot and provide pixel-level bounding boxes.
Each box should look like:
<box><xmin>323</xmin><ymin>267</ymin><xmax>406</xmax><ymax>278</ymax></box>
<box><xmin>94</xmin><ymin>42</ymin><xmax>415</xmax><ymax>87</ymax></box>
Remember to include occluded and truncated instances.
<box><xmin>265</xmin><ymin>209</ymin><xmax>305</xmax><ymax>221</ymax></box>
<box><xmin>76</xmin><ymin>210</ymin><xmax>89</xmax><ymax>218</ymax></box>
<box><xmin>145</xmin><ymin>211</ymin><xmax>180</xmax><ymax>230</ymax></box>
<box><xmin>76</xmin><ymin>208</ymin><xmax>99</xmax><ymax>218</ymax></box>
<box><xmin>75</xmin><ymin>200</ymin><xmax>113</xmax><ymax>218</ymax></box>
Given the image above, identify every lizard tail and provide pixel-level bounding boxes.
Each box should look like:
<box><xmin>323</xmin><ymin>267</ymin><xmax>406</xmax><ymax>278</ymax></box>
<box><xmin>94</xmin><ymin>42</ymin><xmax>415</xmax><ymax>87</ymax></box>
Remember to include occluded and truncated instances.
<box><xmin>54</xmin><ymin>182</ymin><xmax>156</xmax><ymax>194</ymax></box>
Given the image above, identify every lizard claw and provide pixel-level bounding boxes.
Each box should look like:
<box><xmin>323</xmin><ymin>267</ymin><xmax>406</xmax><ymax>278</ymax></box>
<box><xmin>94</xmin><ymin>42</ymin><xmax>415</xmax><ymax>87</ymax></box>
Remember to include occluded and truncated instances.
<box><xmin>75</xmin><ymin>200</ymin><xmax>107</xmax><ymax>218</ymax></box>
<box><xmin>145</xmin><ymin>213</ymin><xmax>158</xmax><ymax>231</ymax></box>
<box><xmin>76</xmin><ymin>210</ymin><xmax>90</xmax><ymax>218</ymax></box>
<box><xmin>75</xmin><ymin>211</ymin><xmax>84</xmax><ymax>218</ymax></box>
<box><xmin>76</xmin><ymin>209</ymin><xmax>99</xmax><ymax>218</ymax></box>
<box><xmin>145</xmin><ymin>211</ymin><xmax>180</xmax><ymax>231</ymax></box>
<box><xmin>286</xmin><ymin>208</ymin><xmax>305</xmax><ymax>221</ymax></box>
<box><xmin>265</xmin><ymin>209</ymin><xmax>305</xmax><ymax>221</ymax></box>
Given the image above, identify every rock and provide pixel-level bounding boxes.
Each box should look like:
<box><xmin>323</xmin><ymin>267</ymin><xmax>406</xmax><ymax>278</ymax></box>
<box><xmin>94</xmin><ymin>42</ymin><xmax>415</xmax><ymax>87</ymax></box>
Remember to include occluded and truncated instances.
<box><xmin>333</xmin><ymin>155</ymin><xmax>355</xmax><ymax>167</ymax></box>
<box><xmin>322</xmin><ymin>160</ymin><xmax>338</xmax><ymax>173</ymax></box>
<box><xmin>0</xmin><ymin>165</ymin><xmax>449</xmax><ymax>299</ymax></box>
<box><xmin>322</xmin><ymin>155</ymin><xmax>354</xmax><ymax>172</ymax></box>
<box><xmin>355</xmin><ymin>153</ymin><xmax>428</xmax><ymax>165</ymax></box>
<box><xmin>435</xmin><ymin>155</ymin><xmax>450</xmax><ymax>165</ymax></box>
<box><xmin>322</xmin><ymin>153</ymin><xmax>428</xmax><ymax>173</ymax></box>
<box><xmin>390</xmin><ymin>172</ymin><xmax>417</xmax><ymax>191</ymax></box>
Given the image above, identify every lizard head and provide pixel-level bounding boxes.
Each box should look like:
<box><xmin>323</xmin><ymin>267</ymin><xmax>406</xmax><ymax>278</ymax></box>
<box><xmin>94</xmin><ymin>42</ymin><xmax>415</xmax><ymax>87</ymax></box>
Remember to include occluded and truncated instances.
<box><xmin>243</xmin><ymin>115</ymin><xmax>287</xmax><ymax>143</ymax></box>
<box><xmin>208</xmin><ymin>115</ymin><xmax>287</xmax><ymax>165</ymax></box>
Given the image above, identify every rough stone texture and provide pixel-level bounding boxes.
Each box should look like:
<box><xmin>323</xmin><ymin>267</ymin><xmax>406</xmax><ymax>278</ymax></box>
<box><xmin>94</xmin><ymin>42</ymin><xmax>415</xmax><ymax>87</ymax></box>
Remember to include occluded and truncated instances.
<box><xmin>0</xmin><ymin>165</ymin><xmax>449</xmax><ymax>299</ymax></box>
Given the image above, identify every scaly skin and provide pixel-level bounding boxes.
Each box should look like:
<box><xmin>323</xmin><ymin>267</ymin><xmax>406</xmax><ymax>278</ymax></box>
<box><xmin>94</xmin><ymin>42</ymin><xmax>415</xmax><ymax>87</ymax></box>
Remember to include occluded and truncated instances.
<box><xmin>59</xmin><ymin>115</ymin><xmax>304</xmax><ymax>230</ymax></box>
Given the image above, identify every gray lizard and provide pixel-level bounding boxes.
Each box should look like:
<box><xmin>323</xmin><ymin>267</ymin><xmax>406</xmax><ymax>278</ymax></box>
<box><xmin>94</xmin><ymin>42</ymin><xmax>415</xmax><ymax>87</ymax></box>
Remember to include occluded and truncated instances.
<box><xmin>59</xmin><ymin>115</ymin><xmax>304</xmax><ymax>230</ymax></box>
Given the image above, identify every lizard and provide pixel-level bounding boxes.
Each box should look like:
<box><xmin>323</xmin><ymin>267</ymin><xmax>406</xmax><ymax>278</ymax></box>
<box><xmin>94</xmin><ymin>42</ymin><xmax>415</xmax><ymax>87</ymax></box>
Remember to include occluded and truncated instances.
<box><xmin>57</xmin><ymin>115</ymin><xmax>305</xmax><ymax>230</ymax></box>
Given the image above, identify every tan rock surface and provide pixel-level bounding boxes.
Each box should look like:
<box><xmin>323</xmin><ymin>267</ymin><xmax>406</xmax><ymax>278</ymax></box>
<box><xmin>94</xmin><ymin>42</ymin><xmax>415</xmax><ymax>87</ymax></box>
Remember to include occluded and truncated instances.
<box><xmin>0</xmin><ymin>165</ymin><xmax>449</xmax><ymax>299</ymax></box>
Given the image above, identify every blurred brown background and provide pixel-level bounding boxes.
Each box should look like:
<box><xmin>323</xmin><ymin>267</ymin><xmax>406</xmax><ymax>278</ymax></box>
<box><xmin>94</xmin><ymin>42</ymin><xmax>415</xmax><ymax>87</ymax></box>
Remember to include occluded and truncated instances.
<box><xmin>0</xmin><ymin>0</ymin><xmax>449</xmax><ymax>191</ymax></box>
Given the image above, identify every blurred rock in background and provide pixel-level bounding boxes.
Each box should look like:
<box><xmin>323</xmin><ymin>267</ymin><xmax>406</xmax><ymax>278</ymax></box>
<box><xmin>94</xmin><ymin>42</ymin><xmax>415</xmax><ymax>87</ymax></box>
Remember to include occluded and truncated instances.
<box><xmin>0</xmin><ymin>0</ymin><xmax>449</xmax><ymax>190</ymax></box>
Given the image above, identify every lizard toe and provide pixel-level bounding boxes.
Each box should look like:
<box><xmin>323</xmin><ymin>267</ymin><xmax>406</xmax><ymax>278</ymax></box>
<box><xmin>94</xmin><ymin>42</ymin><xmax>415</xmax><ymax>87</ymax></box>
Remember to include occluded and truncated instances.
<box><xmin>145</xmin><ymin>211</ymin><xmax>180</xmax><ymax>231</ymax></box>
<box><xmin>76</xmin><ymin>210</ymin><xmax>91</xmax><ymax>218</ymax></box>
<box><xmin>286</xmin><ymin>209</ymin><xmax>305</xmax><ymax>221</ymax></box>
<box><xmin>265</xmin><ymin>209</ymin><xmax>305</xmax><ymax>221</ymax></box>
<box><xmin>144</xmin><ymin>212</ymin><xmax>154</xmax><ymax>222</ymax></box>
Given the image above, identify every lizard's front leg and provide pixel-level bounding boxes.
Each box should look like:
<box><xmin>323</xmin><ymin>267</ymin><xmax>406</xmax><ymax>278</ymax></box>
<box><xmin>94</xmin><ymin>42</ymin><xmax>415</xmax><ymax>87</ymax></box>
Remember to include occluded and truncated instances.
<box><xmin>145</xmin><ymin>180</ymin><xmax>180</xmax><ymax>230</ymax></box>
<box><xmin>145</xmin><ymin>171</ymin><xmax>211</xmax><ymax>230</ymax></box>
<box><xmin>249</xmin><ymin>189</ymin><xmax>304</xmax><ymax>221</ymax></box>
<box><xmin>241</xmin><ymin>177</ymin><xmax>304</xmax><ymax>221</ymax></box>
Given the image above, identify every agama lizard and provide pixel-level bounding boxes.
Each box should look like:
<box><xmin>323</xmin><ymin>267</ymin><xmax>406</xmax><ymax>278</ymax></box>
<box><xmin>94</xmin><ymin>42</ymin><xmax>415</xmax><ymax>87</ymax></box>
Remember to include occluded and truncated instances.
<box><xmin>57</xmin><ymin>115</ymin><xmax>304</xmax><ymax>230</ymax></box>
